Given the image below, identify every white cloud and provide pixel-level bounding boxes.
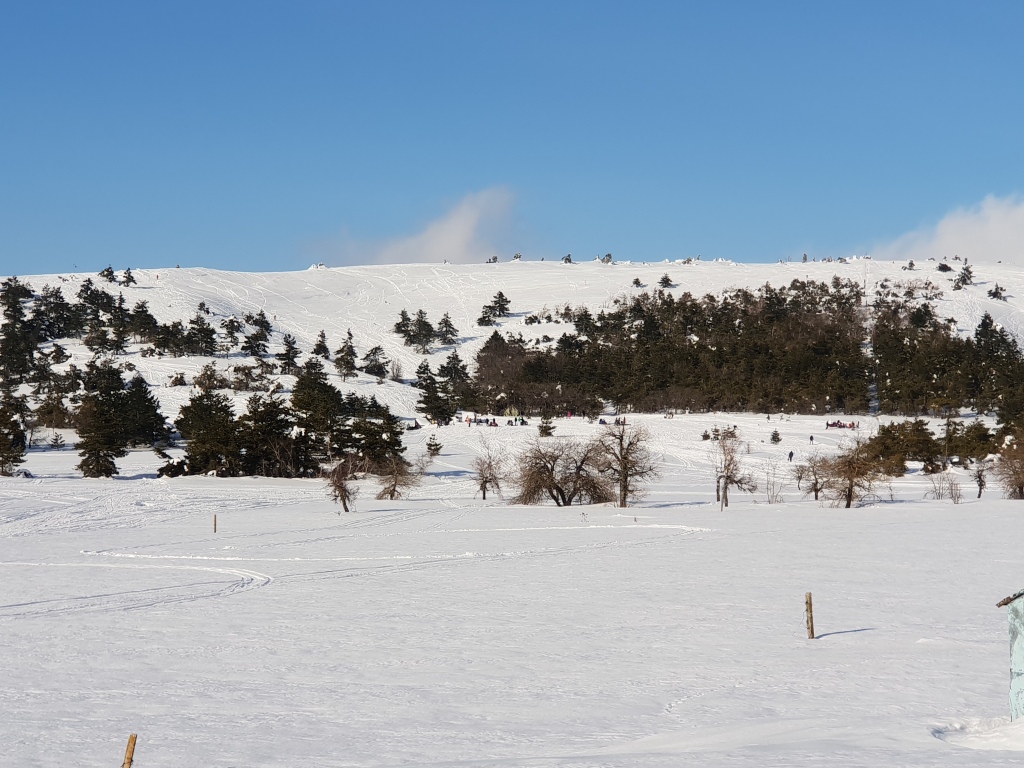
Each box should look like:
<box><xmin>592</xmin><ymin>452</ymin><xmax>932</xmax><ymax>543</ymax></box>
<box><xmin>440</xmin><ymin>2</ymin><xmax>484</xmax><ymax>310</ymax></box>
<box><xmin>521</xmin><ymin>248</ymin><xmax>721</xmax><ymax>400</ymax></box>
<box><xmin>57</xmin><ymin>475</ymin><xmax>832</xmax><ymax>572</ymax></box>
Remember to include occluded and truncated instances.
<box><xmin>313</xmin><ymin>187</ymin><xmax>515</xmax><ymax>267</ymax></box>
<box><xmin>873</xmin><ymin>195</ymin><xmax>1024</xmax><ymax>265</ymax></box>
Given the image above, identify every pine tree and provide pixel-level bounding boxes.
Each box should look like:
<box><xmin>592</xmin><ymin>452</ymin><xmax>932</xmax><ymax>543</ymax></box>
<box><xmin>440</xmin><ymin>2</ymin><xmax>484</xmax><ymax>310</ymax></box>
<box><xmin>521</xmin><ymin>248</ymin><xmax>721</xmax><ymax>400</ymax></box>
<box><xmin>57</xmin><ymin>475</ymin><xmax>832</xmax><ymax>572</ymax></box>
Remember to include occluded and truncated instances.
<box><xmin>538</xmin><ymin>415</ymin><xmax>555</xmax><ymax>437</ymax></box>
<box><xmin>241</xmin><ymin>329</ymin><xmax>269</xmax><ymax>358</ymax></box>
<box><xmin>418</xmin><ymin>379</ymin><xmax>456</xmax><ymax>424</ymax></box>
<box><xmin>75</xmin><ymin>360</ymin><xmax>129</xmax><ymax>477</ymax></box>
<box><xmin>98</xmin><ymin>266</ymin><xmax>117</xmax><ymax>283</ymax></box>
<box><xmin>361</xmin><ymin>346</ymin><xmax>389</xmax><ymax>378</ymax></box>
<box><xmin>121</xmin><ymin>375</ymin><xmax>169</xmax><ymax>447</ymax></box>
<box><xmin>0</xmin><ymin>396</ymin><xmax>26</xmax><ymax>475</ymax></box>
<box><xmin>275</xmin><ymin>333</ymin><xmax>302</xmax><ymax>374</ymax></box>
<box><xmin>491</xmin><ymin>291</ymin><xmax>511</xmax><ymax>317</ymax></box>
<box><xmin>238</xmin><ymin>394</ymin><xmax>314</xmax><ymax>477</ymax></box>
<box><xmin>175</xmin><ymin>390</ymin><xmax>240</xmax><ymax>476</ymax></box>
<box><xmin>394</xmin><ymin>309</ymin><xmax>412</xmax><ymax>340</ymax></box>
<box><xmin>477</xmin><ymin>306</ymin><xmax>496</xmax><ymax>326</ymax></box>
<box><xmin>333</xmin><ymin>329</ymin><xmax>358</xmax><ymax>380</ymax></box>
<box><xmin>121</xmin><ymin>268</ymin><xmax>136</xmax><ymax>286</ymax></box>
<box><xmin>186</xmin><ymin>313</ymin><xmax>217</xmax><ymax>356</ymax></box>
<box><xmin>312</xmin><ymin>330</ymin><xmax>330</xmax><ymax>359</ymax></box>
<box><xmin>0</xmin><ymin>277</ymin><xmax>37</xmax><ymax>384</ymax></box>
<box><xmin>414</xmin><ymin>360</ymin><xmax>435</xmax><ymax>390</ymax></box>
<box><xmin>658</xmin><ymin>274</ymin><xmax>673</xmax><ymax>288</ymax></box>
<box><xmin>410</xmin><ymin>310</ymin><xmax>435</xmax><ymax>353</ymax></box>
<box><xmin>425</xmin><ymin>433</ymin><xmax>442</xmax><ymax>457</ymax></box>
<box><xmin>435</xmin><ymin>313</ymin><xmax>458</xmax><ymax>345</ymax></box>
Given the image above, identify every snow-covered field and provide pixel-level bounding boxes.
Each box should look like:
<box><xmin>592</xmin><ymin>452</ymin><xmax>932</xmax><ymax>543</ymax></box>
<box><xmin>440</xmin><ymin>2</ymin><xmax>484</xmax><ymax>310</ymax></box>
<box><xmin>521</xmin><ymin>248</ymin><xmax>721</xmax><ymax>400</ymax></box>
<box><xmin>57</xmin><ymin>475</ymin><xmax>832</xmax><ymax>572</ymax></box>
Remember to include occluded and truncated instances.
<box><xmin>4</xmin><ymin>258</ymin><xmax>1024</xmax><ymax>765</ymax></box>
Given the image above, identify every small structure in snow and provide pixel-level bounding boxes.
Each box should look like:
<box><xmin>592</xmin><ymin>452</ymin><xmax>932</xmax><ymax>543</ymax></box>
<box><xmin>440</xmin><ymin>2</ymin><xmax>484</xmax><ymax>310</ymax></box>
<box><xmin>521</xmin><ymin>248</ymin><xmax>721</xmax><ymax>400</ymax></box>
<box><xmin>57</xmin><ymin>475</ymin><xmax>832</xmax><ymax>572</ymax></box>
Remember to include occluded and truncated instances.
<box><xmin>996</xmin><ymin>589</ymin><xmax>1024</xmax><ymax>719</ymax></box>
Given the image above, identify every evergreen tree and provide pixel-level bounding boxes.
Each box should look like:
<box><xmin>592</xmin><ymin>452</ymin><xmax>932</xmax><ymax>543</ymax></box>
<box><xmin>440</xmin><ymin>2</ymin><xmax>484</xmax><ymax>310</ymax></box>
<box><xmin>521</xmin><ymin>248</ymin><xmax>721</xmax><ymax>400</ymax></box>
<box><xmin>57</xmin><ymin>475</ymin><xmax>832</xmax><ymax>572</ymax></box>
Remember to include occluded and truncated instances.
<box><xmin>108</xmin><ymin>293</ymin><xmax>130</xmax><ymax>353</ymax></box>
<box><xmin>98</xmin><ymin>266</ymin><xmax>117</xmax><ymax>283</ymax></box>
<box><xmin>245</xmin><ymin>310</ymin><xmax>273</xmax><ymax>335</ymax></box>
<box><xmin>186</xmin><ymin>313</ymin><xmax>217</xmax><ymax>356</ymax></box>
<box><xmin>175</xmin><ymin>390</ymin><xmax>240</xmax><ymax>476</ymax></box>
<box><xmin>291</xmin><ymin>358</ymin><xmax>345</xmax><ymax>459</ymax></box>
<box><xmin>410</xmin><ymin>310</ymin><xmax>435</xmax><ymax>353</ymax></box>
<box><xmin>0</xmin><ymin>395</ymin><xmax>26</xmax><ymax>475</ymax></box>
<box><xmin>241</xmin><ymin>329</ymin><xmax>269</xmax><ymax>358</ymax></box>
<box><xmin>538</xmin><ymin>415</ymin><xmax>555</xmax><ymax>437</ymax></box>
<box><xmin>0</xmin><ymin>277</ymin><xmax>37</xmax><ymax>383</ymax></box>
<box><xmin>425</xmin><ymin>433</ymin><xmax>442</xmax><ymax>457</ymax></box>
<box><xmin>238</xmin><ymin>394</ymin><xmax>315</xmax><ymax>477</ymax></box>
<box><xmin>129</xmin><ymin>301</ymin><xmax>159</xmax><ymax>343</ymax></box>
<box><xmin>121</xmin><ymin>268</ymin><xmax>136</xmax><ymax>286</ymax></box>
<box><xmin>418</xmin><ymin>378</ymin><xmax>456</xmax><ymax>424</ymax></box>
<box><xmin>333</xmin><ymin>329</ymin><xmax>358</xmax><ymax>380</ymax></box>
<box><xmin>437</xmin><ymin>350</ymin><xmax>469</xmax><ymax>387</ymax></box>
<box><xmin>312</xmin><ymin>330</ymin><xmax>331</xmax><ymax>359</ymax></box>
<box><xmin>658</xmin><ymin>274</ymin><xmax>673</xmax><ymax>288</ymax></box>
<box><xmin>477</xmin><ymin>306</ymin><xmax>496</xmax><ymax>326</ymax></box>
<box><xmin>35</xmin><ymin>392</ymin><xmax>73</xmax><ymax>428</ymax></box>
<box><xmin>75</xmin><ymin>359</ymin><xmax>131</xmax><ymax>478</ymax></box>
<box><xmin>275</xmin><ymin>333</ymin><xmax>301</xmax><ymax>374</ymax></box>
<box><xmin>414</xmin><ymin>360</ymin><xmax>435</xmax><ymax>390</ymax></box>
<box><xmin>491</xmin><ymin>291</ymin><xmax>511</xmax><ymax>317</ymax></box>
<box><xmin>361</xmin><ymin>346</ymin><xmax>389</xmax><ymax>378</ymax></box>
<box><xmin>435</xmin><ymin>312</ymin><xmax>458</xmax><ymax>345</ymax></box>
<box><xmin>394</xmin><ymin>309</ymin><xmax>412</xmax><ymax>340</ymax></box>
<box><xmin>121</xmin><ymin>375</ymin><xmax>169</xmax><ymax>447</ymax></box>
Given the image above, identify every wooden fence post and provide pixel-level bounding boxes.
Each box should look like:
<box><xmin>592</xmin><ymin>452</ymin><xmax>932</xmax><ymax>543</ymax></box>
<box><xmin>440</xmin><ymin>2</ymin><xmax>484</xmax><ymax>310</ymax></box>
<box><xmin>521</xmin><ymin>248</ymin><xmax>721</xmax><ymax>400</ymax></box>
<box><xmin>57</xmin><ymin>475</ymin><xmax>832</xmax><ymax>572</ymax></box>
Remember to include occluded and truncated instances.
<box><xmin>214</xmin><ymin>514</ymin><xmax>217</xmax><ymax>533</ymax></box>
<box><xmin>805</xmin><ymin>592</ymin><xmax>815</xmax><ymax>639</ymax></box>
<box><xmin>122</xmin><ymin>734</ymin><xmax>137</xmax><ymax>768</ymax></box>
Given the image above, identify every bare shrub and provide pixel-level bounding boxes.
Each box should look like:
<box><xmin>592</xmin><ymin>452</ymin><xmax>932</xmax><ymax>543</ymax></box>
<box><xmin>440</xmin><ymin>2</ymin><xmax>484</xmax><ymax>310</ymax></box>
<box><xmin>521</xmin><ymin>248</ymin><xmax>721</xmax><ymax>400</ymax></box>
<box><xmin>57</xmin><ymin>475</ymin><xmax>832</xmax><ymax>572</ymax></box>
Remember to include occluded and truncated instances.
<box><xmin>594</xmin><ymin>423</ymin><xmax>660</xmax><ymax>507</ymax></box>
<box><xmin>926</xmin><ymin>471</ymin><xmax>963</xmax><ymax>504</ymax></box>
<box><xmin>512</xmin><ymin>438</ymin><xmax>614</xmax><ymax>506</ymax></box>
<box><xmin>994</xmin><ymin>446</ymin><xmax>1024</xmax><ymax>499</ymax></box>
<box><xmin>763</xmin><ymin>459</ymin><xmax>785</xmax><ymax>504</ymax></box>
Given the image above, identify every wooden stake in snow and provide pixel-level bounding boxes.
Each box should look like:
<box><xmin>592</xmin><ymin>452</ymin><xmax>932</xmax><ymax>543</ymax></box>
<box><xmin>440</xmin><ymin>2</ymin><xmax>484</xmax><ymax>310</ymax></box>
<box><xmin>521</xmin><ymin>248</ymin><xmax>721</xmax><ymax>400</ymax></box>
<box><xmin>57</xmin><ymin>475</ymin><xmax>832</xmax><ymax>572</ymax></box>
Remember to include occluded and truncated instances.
<box><xmin>805</xmin><ymin>592</ymin><xmax>815</xmax><ymax>639</ymax></box>
<box><xmin>122</xmin><ymin>734</ymin><xmax>137</xmax><ymax>768</ymax></box>
<box><xmin>214</xmin><ymin>514</ymin><xmax>217</xmax><ymax>533</ymax></box>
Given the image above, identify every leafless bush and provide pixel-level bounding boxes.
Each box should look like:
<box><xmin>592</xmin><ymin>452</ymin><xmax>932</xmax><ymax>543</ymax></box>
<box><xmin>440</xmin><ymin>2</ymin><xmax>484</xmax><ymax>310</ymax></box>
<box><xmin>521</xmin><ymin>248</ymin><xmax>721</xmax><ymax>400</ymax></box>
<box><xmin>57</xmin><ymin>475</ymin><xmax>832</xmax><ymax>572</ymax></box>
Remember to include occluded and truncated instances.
<box><xmin>994</xmin><ymin>446</ymin><xmax>1024</xmax><ymax>499</ymax></box>
<box><xmin>763</xmin><ymin>460</ymin><xmax>785</xmax><ymax>504</ymax></box>
<box><xmin>926</xmin><ymin>471</ymin><xmax>963</xmax><ymax>504</ymax></box>
<box><xmin>512</xmin><ymin>438</ymin><xmax>614</xmax><ymax>506</ymax></box>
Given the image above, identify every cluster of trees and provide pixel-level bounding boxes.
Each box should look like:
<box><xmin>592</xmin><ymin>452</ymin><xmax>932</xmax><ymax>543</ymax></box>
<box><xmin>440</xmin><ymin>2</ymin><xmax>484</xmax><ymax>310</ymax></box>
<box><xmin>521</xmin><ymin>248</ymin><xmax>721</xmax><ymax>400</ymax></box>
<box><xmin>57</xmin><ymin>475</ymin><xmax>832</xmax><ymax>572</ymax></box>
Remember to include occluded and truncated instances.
<box><xmin>477</xmin><ymin>291</ymin><xmax>511</xmax><ymax>326</ymax></box>
<box><xmin>465</xmin><ymin>277</ymin><xmax>1024</xmax><ymax>433</ymax></box>
<box><xmin>393</xmin><ymin>310</ymin><xmax>458</xmax><ymax>353</ymax></box>
<box><xmin>328</xmin><ymin>423</ymin><xmax>660</xmax><ymax>512</ymax></box>
<box><xmin>0</xmin><ymin>274</ymin><xmax>408</xmax><ymax>478</ymax></box>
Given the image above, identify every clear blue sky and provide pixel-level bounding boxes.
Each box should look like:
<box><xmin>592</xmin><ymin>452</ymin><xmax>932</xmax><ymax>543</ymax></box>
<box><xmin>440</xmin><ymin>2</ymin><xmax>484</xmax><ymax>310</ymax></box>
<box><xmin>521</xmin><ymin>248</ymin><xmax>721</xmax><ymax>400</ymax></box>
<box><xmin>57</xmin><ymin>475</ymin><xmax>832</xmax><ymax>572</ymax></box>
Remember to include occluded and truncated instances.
<box><xmin>2</xmin><ymin>1</ymin><xmax>1023</xmax><ymax>273</ymax></box>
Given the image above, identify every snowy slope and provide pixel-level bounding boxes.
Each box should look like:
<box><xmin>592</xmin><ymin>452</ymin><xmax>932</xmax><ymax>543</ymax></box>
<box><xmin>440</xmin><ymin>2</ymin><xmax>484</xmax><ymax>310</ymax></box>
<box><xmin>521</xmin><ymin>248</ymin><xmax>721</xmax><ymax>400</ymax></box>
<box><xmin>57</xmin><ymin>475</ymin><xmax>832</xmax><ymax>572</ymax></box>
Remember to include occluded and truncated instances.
<box><xmin>19</xmin><ymin>256</ymin><xmax>1024</xmax><ymax>422</ymax></box>
<box><xmin>4</xmin><ymin>258</ymin><xmax>1024</xmax><ymax>766</ymax></box>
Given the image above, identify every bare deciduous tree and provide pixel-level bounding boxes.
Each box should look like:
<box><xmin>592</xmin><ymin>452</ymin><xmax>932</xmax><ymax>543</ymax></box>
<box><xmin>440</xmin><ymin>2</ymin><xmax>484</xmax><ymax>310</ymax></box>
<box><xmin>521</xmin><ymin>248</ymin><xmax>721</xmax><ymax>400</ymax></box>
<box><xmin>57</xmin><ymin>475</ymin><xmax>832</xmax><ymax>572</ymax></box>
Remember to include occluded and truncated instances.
<box><xmin>793</xmin><ymin>452</ymin><xmax>828</xmax><ymax>501</ymax></box>
<box><xmin>595</xmin><ymin>424</ymin><xmax>659</xmax><ymax>507</ymax></box>
<box><xmin>711</xmin><ymin>433</ymin><xmax>756</xmax><ymax>510</ymax></box>
<box><xmin>820</xmin><ymin>437</ymin><xmax>887</xmax><ymax>508</ymax></box>
<box><xmin>325</xmin><ymin>454</ymin><xmax>365</xmax><ymax>513</ymax></box>
<box><xmin>512</xmin><ymin>438</ymin><xmax>614</xmax><ymax>506</ymax></box>
<box><xmin>472</xmin><ymin>440</ymin><xmax>507</xmax><ymax>501</ymax></box>
<box><xmin>972</xmin><ymin>459</ymin><xmax>990</xmax><ymax>498</ymax></box>
<box><xmin>925</xmin><ymin>470</ymin><xmax>963</xmax><ymax>504</ymax></box>
<box><xmin>375</xmin><ymin>454</ymin><xmax>426</xmax><ymax>501</ymax></box>
<box><xmin>994</xmin><ymin>446</ymin><xmax>1024</xmax><ymax>499</ymax></box>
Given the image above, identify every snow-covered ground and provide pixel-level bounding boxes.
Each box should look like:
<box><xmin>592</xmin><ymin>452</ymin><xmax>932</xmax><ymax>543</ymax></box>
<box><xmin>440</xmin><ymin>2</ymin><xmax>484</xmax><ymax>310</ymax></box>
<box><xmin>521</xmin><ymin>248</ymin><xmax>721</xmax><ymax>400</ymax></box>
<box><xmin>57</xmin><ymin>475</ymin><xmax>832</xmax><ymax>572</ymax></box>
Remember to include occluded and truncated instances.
<box><xmin>4</xmin><ymin>411</ymin><xmax>1024</xmax><ymax>766</ymax></box>
<box><xmin>4</xmin><ymin>258</ymin><xmax>1024</xmax><ymax>765</ymax></box>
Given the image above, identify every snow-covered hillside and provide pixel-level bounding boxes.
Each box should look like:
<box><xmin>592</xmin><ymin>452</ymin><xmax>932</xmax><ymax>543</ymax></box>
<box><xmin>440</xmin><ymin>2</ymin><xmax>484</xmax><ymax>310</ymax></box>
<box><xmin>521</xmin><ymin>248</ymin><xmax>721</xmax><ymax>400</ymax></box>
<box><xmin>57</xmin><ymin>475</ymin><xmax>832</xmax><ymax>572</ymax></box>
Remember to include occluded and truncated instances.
<box><xmin>5</xmin><ymin>257</ymin><xmax>1024</xmax><ymax>766</ymax></box>
<box><xmin>18</xmin><ymin>256</ymin><xmax>1024</xmax><ymax>422</ymax></box>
